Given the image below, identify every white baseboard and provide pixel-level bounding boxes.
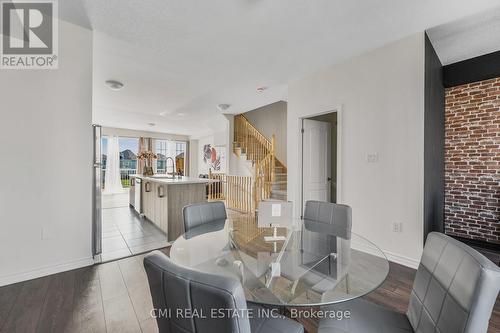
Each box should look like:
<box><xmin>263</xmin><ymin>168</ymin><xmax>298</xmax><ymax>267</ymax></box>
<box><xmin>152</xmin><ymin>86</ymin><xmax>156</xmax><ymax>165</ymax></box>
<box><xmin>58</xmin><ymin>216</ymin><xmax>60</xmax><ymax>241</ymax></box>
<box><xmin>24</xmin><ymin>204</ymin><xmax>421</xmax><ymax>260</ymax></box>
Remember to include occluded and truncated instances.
<box><xmin>383</xmin><ymin>250</ymin><xmax>420</xmax><ymax>269</ymax></box>
<box><xmin>350</xmin><ymin>240</ymin><xmax>420</xmax><ymax>270</ymax></box>
<box><xmin>0</xmin><ymin>257</ymin><xmax>94</xmax><ymax>287</ymax></box>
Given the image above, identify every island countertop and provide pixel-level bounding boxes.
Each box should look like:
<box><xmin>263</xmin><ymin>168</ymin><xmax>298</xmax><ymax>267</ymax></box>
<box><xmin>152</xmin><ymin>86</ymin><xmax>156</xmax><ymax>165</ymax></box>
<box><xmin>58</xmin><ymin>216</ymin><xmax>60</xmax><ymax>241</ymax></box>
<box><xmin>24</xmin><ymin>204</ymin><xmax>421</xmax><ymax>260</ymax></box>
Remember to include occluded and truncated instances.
<box><xmin>130</xmin><ymin>174</ymin><xmax>217</xmax><ymax>185</ymax></box>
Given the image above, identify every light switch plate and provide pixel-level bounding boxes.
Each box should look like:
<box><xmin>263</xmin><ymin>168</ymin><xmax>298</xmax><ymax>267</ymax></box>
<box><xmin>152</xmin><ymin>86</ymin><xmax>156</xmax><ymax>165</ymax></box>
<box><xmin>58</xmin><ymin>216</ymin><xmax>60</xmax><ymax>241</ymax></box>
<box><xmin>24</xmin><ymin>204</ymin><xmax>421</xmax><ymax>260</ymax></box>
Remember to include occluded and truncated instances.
<box><xmin>366</xmin><ymin>152</ymin><xmax>379</xmax><ymax>163</ymax></box>
<box><xmin>271</xmin><ymin>203</ymin><xmax>281</xmax><ymax>217</ymax></box>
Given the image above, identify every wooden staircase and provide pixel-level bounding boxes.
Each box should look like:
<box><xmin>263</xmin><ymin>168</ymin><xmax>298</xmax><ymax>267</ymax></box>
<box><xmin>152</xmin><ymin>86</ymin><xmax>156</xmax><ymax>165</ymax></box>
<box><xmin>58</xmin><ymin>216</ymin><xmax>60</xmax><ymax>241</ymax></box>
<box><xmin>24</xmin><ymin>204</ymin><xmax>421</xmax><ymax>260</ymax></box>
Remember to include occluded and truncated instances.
<box><xmin>270</xmin><ymin>164</ymin><xmax>287</xmax><ymax>201</ymax></box>
<box><xmin>233</xmin><ymin>114</ymin><xmax>287</xmax><ymax>204</ymax></box>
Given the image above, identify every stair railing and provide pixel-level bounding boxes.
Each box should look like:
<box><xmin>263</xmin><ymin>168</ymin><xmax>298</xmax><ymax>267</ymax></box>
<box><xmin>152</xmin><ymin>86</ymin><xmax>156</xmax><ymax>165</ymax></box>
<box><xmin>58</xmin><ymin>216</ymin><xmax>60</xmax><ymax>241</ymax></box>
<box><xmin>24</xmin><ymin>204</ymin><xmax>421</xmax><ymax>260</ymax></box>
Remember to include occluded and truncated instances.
<box><xmin>207</xmin><ymin>171</ymin><xmax>225</xmax><ymax>200</ymax></box>
<box><xmin>233</xmin><ymin>114</ymin><xmax>285</xmax><ymax>214</ymax></box>
<box><xmin>208</xmin><ymin>171</ymin><xmax>254</xmax><ymax>214</ymax></box>
<box><xmin>234</xmin><ymin>115</ymin><xmax>273</xmax><ymax>163</ymax></box>
<box><xmin>253</xmin><ymin>153</ymin><xmax>272</xmax><ymax>209</ymax></box>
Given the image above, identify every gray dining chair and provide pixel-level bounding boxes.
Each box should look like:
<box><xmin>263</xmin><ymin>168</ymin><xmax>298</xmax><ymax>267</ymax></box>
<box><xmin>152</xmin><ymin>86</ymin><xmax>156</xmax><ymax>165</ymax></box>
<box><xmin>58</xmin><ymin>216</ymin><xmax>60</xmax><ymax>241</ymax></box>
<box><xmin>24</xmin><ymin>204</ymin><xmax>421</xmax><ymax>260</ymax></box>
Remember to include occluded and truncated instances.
<box><xmin>318</xmin><ymin>232</ymin><xmax>500</xmax><ymax>333</ymax></box>
<box><xmin>144</xmin><ymin>251</ymin><xmax>304</xmax><ymax>333</ymax></box>
<box><xmin>183</xmin><ymin>201</ymin><xmax>227</xmax><ymax>233</ymax></box>
<box><xmin>303</xmin><ymin>200</ymin><xmax>352</xmax><ymax>239</ymax></box>
<box><xmin>296</xmin><ymin>202</ymin><xmax>353</xmax><ymax>297</ymax></box>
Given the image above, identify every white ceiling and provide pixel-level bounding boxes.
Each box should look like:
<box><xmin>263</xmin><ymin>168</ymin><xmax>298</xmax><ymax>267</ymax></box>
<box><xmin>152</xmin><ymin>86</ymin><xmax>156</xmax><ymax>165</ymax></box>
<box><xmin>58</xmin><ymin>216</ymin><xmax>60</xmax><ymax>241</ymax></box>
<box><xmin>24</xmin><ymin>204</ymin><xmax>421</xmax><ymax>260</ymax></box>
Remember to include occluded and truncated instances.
<box><xmin>60</xmin><ymin>0</ymin><xmax>500</xmax><ymax>138</ymax></box>
<box><xmin>427</xmin><ymin>7</ymin><xmax>500</xmax><ymax>65</ymax></box>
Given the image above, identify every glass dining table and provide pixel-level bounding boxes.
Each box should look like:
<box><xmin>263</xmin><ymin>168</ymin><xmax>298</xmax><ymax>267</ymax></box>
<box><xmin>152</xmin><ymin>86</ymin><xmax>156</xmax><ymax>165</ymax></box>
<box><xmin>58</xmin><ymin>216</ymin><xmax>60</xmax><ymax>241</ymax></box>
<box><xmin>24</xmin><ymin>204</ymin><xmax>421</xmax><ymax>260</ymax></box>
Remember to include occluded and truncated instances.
<box><xmin>169</xmin><ymin>217</ymin><xmax>389</xmax><ymax>307</ymax></box>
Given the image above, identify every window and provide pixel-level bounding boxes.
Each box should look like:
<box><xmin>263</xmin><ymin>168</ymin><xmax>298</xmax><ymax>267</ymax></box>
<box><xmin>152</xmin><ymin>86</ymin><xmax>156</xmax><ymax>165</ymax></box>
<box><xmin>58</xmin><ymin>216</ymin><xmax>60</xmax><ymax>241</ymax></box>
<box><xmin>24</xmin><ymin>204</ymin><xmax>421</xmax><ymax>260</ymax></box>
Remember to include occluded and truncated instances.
<box><xmin>118</xmin><ymin>137</ymin><xmax>139</xmax><ymax>187</ymax></box>
<box><xmin>119</xmin><ymin>137</ymin><xmax>139</xmax><ymax>170</ymax></box>
<box><xmin>175</xmin><ymin>142</ymin><xmax>186</xmax><ymax>175</ymax></box>
<box><xmin>156</xmin><ymin>140</ymin><xmax>187</xmax><ymax>175</ymax></box>
<box><xmin>155</xmin><ymin>140</ymin><xmax>169</xmax><ymax>173</ymax></box>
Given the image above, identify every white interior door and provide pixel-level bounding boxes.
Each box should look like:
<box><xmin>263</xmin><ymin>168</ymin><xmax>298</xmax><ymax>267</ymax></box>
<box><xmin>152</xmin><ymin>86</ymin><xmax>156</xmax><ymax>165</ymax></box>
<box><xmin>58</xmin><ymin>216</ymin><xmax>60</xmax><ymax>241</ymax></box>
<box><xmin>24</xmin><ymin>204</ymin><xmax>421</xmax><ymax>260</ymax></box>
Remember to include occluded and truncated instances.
<box><xmin>302</xmin><ymin>119</ymin><xmax>331</xmax><ymax>203</ymax></box>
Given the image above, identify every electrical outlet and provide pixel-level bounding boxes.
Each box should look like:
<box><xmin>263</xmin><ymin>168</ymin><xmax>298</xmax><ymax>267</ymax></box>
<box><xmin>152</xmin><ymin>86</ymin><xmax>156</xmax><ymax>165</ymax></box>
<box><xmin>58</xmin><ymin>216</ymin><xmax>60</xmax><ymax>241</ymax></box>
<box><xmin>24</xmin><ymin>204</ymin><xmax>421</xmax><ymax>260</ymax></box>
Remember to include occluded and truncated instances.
<box><xmin>366</xmin><ymin>152</ymin><xmax>379</xmax><ymax>163</ymax></box>
<box><xmin>392</xmin><ymin>222</ymin><xmax>403</xmax><ymax>233</ymax></box>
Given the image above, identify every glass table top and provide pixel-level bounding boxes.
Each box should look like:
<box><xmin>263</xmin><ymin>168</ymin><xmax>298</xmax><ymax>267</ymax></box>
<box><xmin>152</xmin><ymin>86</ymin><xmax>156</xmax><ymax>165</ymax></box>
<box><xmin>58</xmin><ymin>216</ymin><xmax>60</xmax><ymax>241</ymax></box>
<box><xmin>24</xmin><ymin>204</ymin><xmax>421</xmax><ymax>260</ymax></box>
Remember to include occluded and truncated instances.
<box><xmin>169</xmin><ymin>217</ymin><xmax>389</xmax><ymax>307</ymax></box>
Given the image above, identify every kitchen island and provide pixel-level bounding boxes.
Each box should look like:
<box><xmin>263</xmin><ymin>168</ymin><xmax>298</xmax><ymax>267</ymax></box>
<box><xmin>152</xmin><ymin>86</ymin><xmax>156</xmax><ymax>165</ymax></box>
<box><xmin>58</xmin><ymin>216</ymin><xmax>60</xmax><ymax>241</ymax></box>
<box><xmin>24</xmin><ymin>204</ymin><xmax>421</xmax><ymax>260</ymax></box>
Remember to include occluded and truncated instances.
<box><xmin>130</xmin><ymin>175</ymin><xmax>216</xmax><ymax>241</ymax></box>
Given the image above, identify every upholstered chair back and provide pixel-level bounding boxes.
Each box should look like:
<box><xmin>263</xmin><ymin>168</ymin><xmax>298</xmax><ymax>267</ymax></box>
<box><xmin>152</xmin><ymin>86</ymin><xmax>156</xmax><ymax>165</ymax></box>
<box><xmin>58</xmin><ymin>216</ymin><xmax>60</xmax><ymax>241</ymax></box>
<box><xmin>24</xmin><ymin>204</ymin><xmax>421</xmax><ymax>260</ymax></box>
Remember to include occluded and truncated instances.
<box><xmin>303</xmin><ymin>200</ymin><xmax>352</xmax><ymax>239</ymax></box>
<box><xmin>183</xmin><ymin>201</ymin><xmax>227</xmax><ymax>233</ymax></box>
<box><xmin>407</xmin><ymin>232</ymin><xmax>500</xmax><ymax>333</ymax></box>
<box><xmin>144</xmin><ymin>251</ymin><xmax>251</xmax><ymax>333</ymax></box>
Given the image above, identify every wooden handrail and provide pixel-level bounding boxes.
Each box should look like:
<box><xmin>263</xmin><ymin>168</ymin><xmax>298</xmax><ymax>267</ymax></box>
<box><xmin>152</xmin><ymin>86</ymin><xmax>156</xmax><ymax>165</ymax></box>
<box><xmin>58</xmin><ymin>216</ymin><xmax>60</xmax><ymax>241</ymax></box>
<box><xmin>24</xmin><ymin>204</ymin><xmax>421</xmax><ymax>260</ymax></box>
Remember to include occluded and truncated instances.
<box><xmin>235</xmin><ymin>114</ymin><xmax>272</xmax><ymax>152</ymax></box>
<box><xmin>234</xmin><ymin>115</ymin><xmax>274</xmax><ymax>163</ymax></box>
<box><xmin>234</xmin><ymin>114</ymin><xmax>287</xmax><ymax>213</ymax></box>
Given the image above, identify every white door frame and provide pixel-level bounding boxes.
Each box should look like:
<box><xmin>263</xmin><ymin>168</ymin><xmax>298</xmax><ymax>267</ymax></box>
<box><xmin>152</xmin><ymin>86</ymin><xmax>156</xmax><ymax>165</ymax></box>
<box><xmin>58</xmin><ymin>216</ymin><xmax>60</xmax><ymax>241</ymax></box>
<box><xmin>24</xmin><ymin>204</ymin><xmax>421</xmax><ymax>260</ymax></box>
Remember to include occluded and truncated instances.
<box><xmin>298</xmin><ymin>106</ymin><xmax>343</xmax><ymax>217</ymax></box>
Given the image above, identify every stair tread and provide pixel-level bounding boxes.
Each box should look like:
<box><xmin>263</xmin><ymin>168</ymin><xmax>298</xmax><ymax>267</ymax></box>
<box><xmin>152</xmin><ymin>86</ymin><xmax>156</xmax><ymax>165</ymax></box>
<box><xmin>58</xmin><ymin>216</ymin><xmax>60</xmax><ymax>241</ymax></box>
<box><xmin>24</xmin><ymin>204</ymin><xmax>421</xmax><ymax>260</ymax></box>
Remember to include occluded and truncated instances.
<box><xmin>271</xmin><ymin>189</ymin><xmax>287</xmax><ymax>194</ymax></box>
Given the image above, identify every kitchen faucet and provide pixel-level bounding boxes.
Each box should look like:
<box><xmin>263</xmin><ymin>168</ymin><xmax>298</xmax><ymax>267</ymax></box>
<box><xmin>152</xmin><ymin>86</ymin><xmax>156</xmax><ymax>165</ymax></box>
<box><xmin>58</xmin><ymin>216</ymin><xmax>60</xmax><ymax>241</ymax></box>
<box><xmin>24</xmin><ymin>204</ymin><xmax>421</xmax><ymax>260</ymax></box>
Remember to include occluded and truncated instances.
<box><xmin>166</xmin><ymin>157</ymin><xmax>176</xmax><ymax>178</ymax></box>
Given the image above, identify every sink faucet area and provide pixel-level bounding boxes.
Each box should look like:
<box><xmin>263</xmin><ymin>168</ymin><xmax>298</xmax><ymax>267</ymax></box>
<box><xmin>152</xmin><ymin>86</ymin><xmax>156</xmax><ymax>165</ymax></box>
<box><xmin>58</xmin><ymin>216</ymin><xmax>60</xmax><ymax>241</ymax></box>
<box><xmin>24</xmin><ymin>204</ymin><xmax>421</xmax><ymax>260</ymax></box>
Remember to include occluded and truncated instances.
<box><xmin>159</xmin><ymin>156</ymin><xmax>176</xmax><ymax>179</ymax></box>
<box><xmin>151</xmin><ymin>157</ymin><xmax>178</xmax><ymax>179</ymax></box>
<box><xmin>165</xmin><ymin>156</ymin><xmax>176</xmax><ymax>178</ymax></box>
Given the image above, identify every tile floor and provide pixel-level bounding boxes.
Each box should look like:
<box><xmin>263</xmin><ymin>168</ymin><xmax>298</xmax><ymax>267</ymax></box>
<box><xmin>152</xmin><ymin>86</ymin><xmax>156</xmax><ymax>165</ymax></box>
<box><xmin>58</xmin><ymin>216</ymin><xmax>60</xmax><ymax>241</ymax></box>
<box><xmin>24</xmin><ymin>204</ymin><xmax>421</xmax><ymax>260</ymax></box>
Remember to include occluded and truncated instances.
<box><xmin>102</xmin><ymin>192</ymin><xmax>130</xmax><ymax>209</ymax></box>
<box><xmin>101</xmin><ymin>205</ymin><xmax>168</xmax><ymax>262</ymax></box>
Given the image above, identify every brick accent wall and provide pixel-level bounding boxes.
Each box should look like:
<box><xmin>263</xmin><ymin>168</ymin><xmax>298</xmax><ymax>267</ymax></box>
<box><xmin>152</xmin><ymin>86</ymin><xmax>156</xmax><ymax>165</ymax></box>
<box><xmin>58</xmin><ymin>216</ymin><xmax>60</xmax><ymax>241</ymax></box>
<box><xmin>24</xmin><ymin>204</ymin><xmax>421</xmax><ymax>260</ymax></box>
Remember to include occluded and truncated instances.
<box><xmin>444</xmin><ymin>78</ymin><xmax>500</xmax><ymax>244</ymax></box>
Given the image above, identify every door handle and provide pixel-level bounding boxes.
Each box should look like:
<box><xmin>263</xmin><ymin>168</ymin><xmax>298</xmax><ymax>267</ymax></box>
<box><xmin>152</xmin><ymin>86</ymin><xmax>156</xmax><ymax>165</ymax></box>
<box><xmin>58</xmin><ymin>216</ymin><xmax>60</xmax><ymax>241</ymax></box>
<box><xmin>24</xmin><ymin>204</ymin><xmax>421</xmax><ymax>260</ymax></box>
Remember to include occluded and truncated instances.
<box><xmin>145</xmin><ymin>182</ymin><xmax>151</xmax><ymax>192</ymax></box>
<box><xmin>327</xmin><ymin>177</ymin><xmax>332</xmax><ymax>181</ymax></box>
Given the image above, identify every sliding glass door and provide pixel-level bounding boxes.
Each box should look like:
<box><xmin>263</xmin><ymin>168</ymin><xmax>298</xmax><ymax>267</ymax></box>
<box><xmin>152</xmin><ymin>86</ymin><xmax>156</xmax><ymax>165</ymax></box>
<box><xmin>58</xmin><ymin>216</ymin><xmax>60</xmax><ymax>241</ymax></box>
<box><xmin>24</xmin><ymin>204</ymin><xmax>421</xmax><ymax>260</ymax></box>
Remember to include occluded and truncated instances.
<box><xmin>118</xmin><ymin>137</ymin><xmax>139</xmax><ymax>187</ymax></box>
<box><xmin>101</xmin><ymin>136</ymin><xmax>140</xmax><ymax>190</ymax></box>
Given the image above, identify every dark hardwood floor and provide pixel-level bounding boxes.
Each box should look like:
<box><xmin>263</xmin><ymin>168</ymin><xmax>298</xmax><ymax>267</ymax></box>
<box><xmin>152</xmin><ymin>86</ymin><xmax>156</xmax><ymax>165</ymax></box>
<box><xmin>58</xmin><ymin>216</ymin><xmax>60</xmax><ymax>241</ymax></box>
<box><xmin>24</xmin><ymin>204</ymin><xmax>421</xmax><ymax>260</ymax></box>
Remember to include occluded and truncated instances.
<box><xmin>1</xmin><ymin>250</ymin><xmax>499</xmax><ymax>332</ymax></box>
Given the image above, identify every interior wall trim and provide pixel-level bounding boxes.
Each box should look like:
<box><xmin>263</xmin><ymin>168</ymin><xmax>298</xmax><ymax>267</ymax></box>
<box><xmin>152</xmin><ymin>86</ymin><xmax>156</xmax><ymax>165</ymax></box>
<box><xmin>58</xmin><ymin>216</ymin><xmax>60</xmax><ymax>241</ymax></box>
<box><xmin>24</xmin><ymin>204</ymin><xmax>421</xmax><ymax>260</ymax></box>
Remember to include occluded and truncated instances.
<box><xmin>423</xmin><ymin>32</ymin><xmax>445</xmax><ymax>242</ymax></box>
<box><xmin>383</xmin><ymin>250</ymin><xmax>420</xmax><ymax>270</ymax></box>
<box><xmin>451</xmin><ymin>236</ymin><xmax>500</xmax><ymax>253</ymax></box>
<box><xmin>0</xmin><ymin>256</ymin><xmax>94</xmax><ymax>287</ymax></box>
<box><xmin>443</xmin><ymin>50</ymin><xmax>500</xmax><ymax>88</ymax></box>
<box><xmin>351</xmin><ymin>238</ymin><xmax>420</xmax><ymax>269</ymax></box>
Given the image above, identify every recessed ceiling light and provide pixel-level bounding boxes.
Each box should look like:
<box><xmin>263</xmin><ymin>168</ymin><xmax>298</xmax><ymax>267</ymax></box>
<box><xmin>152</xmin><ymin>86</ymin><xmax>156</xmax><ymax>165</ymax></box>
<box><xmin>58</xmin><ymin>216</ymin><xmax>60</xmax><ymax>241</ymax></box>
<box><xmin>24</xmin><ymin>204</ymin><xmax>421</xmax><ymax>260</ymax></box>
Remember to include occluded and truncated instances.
<box><xmin>256</xmin><ymin>86</ymin><xmax>267</xmax><ymax>93</ymax></box>
<box><xmin>105</xmin><ymin>80</ymin><xmax>124</xmax><ymax>91</ymax></box>
<box><xmin>177</xmin><ymin>112</ymin><xmax>187</xmax><ymax>117</ymax></box>
<box><xmin>148</xmin><ymin>122</ymin><xmax>155</xmax><ymax>127</ymax></box>
<box><xmin>217</xmin><ymin>104</ymin><xmax>231</xmax><ymax>111</ymax></box>
<box><xmin>160</xmin><ymin>110</ymin><xmax>171</xmax><ymax>116</ymax></box>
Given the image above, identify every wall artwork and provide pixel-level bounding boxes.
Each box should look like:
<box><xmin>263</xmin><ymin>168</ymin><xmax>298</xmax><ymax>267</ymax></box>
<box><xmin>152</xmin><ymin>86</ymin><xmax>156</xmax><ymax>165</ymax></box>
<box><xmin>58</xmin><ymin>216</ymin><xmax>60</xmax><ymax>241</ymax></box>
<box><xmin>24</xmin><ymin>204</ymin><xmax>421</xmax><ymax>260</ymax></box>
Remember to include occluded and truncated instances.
<box><xmin>203</xmin><ymin>144</ymin><xmax>226</xmax><ymax>173</ymax></box>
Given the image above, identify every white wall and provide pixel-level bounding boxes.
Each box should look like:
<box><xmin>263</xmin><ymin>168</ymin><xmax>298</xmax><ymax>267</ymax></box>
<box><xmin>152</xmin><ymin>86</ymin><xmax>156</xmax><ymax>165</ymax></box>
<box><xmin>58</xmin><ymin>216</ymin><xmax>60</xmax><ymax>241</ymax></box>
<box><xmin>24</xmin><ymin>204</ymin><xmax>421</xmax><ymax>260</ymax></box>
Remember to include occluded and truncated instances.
<box><xmin>189</xmin><ymin>139</ymin><xmax>199</xmax><ymax>177</ymax></box>
<box><xmin>0</xmin><ymin>21</ymin><xmax>94</xmax><ymax>286</ymax></box>
<box><xmin>287</xmin><ymin>33</ymin><xmax>425</xmax><ymax>267</ymax></box>
<box><xmin>243</xmin><ymin>101</ymin><xmax>287</xmax><ymax>165</ymax></box>
<box><xmin>102</xmin><ymin>127</ymin><xmax>189</xmax><ymax>141</ymax></box>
